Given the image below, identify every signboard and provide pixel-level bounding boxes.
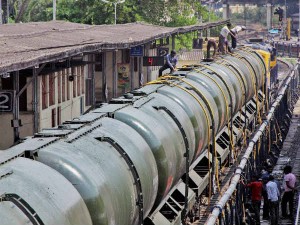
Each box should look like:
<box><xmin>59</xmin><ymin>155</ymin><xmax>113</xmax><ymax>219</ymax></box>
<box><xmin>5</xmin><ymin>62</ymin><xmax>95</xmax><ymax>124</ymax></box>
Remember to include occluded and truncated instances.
<box><xmin>143</xmin><ymin>56</ymin><xmax>165</xmax><ymax>66</ymax></box>
<box><xmin>117</xmin><ymin>63</ymin><xmax>130</xmax><ymax>89</ymax></box>
<box><xmin>157</xmin><ymin>48</ymin><xmax>169</xmax><ymax>57</ymax></box>
<box><xmin>0</xmin><ymin>90</ymin><xmax>14</xmax><ymax>112</ymax></box>
<box><xmin>130</xmin><ymin>46</ymin><xmax>143</xmax><ymax>56</ymax></box>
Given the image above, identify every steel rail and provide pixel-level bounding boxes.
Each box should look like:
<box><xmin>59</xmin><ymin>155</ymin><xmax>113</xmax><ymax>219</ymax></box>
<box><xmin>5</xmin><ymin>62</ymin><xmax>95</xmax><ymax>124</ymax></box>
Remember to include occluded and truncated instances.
<box><xmin>295</xmin><ymin>193</ymin><xmax>300</xmax><ymax>225</ymax></box>
<box><xmin>205</xmin><ymin>64</ymin><xmax>298</xmax><ymax>225</ymax></box>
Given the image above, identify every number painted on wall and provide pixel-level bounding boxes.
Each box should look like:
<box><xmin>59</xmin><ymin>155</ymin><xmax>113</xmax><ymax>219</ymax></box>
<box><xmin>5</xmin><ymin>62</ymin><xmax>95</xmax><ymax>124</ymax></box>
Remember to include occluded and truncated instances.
<box><xmin>0</xmin><ymin>91</ymin><xmax>14</xmax><ymax>112</ymax></box>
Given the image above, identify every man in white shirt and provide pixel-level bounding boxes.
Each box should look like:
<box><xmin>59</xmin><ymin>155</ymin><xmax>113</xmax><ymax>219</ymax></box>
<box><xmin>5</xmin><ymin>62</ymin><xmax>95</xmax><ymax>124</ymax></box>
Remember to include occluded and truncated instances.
<box><xmin>266</xmin><ymin>175</ymin><xmax>280</xmax><ymax>225</ymax></box>
<box><xmin>218</xmin><ymin>22</ymin><xmax>236</xmax><ymax>54</ymax></box>
<box><xmin>230</xmin><ymin>25</ymin><xmax>246</xmax><ymax>49</ymax></box>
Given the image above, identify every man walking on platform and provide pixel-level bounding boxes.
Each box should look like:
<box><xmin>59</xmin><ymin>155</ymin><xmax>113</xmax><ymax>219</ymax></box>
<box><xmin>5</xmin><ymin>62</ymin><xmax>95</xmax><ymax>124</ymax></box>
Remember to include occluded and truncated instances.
<box><xmin>266</xmin><ymin>175</ymin><xmax>280</xmax><ymax>225</ymax></box>
<box><xmin>261</xmin><ymin>169</ymin><xmax>270</xmax><ymax>220</ymax></box>
<box><xmin>247</xmin><ymin>175</ymin><xmax>263</xmax><ymax>225</ymax></box>
<box><xmin>281</xmin><ymin>165</ymin><xmax>296</xmax><ymax>219</ymax></box>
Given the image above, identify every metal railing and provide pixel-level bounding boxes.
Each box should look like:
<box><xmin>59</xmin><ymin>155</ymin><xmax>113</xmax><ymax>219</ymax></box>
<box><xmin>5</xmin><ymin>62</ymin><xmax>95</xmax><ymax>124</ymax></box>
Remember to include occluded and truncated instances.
<box><xmin>295</xmin><ymin>193</ymin><xmax>300</xmax><ymax>225</ymax></box>
<box><xmin>205</xmin><ymin>64</ymin><xmax>299</xmax><ymax>225</ymax></box>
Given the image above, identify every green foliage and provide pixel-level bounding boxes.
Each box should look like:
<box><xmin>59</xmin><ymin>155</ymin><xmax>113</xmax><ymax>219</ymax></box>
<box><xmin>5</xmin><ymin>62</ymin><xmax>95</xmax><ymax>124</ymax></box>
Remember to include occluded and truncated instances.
<box><xmin>9</xmin><ymin>0</ymin><xmax>221</xmax><ymax>50</ymax></box>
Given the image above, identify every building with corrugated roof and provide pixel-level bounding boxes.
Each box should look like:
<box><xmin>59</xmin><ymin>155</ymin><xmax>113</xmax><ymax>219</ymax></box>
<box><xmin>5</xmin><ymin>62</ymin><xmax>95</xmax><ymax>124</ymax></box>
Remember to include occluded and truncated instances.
<box><xmin>0</xmin><ymin>20</ymin><xmax>228</xmax><ymax>149</ymax></box>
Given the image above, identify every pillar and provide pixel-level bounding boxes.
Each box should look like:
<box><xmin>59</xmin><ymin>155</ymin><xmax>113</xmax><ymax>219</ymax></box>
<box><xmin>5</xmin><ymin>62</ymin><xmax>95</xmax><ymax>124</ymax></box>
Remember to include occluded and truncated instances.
<box><xmin>267</xmin><ymin>3</ymin><xmax>272</xmax><ymax>30</ymax></box>
<box><xmin>223</xmin><ymin>4</ymin><xmax>229</xmax><ymax>20</ymax></box>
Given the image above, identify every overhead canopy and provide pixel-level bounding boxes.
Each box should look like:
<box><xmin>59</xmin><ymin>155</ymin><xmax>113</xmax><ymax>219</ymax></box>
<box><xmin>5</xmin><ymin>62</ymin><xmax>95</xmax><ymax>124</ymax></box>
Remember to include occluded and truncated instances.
<box><xmin>0</xmin><ymin>20</ymin><xmax>228</xmax><ymax>74</ymax></box>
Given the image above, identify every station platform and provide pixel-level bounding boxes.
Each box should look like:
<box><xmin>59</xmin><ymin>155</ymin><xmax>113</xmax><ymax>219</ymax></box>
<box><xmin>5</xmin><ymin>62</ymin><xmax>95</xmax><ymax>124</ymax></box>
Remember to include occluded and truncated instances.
<box><xmin>261</xmin><ymin>95</ymin><xmax>300</xmax><ymax>225</ymax></box>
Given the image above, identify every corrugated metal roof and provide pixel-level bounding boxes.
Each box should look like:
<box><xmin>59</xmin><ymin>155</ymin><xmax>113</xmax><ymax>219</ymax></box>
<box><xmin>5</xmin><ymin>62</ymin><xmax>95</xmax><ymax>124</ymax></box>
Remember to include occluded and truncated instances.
<box><xmin>0</xmin><ymin>20</ymin><xmax>228</xmax><ymax>74</ymax></box>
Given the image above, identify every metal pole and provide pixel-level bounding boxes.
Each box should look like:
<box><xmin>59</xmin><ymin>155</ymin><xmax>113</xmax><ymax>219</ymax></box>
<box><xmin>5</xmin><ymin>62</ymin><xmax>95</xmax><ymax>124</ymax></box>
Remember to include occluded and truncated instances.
<box><xmin>33</xmin><ymin>68</ymin><xmax>39</xmax><ymax>133</ymax></box>
<box><xmin>208</xmin><ymin>2</ymin><xmax>211</xmax><ymax>37</ymax></box>
<box><xmin>13</xmin><ymin>71</ymin><xmax>20</xmax><ymax>142</ymax></box>
<box><xmin>114</xmin><ymin>2</ymin><xmax>117</xmax><ymax>25</ymax></box>
<box><xmin>112</xmin><ymin>51</ymin><xmax>117</xmax><ymax>97</ymax></box>
<box><xmin>295</xmin><ymin>193</ymin><xmax>300</xmax><ymax>225</ymax></box>
<box><xmin>130</xmin><ymin>56</ymin><xmax>134</xmax><ymax>90</ymax></box>
<box><xmin>53</xmin><ymin>0</ymin><xmax>56</xmax><ymax>21</ymax></box>
<box><xmin>91</xmin><ymin>54</ymin><xmax>96</xmax><ymax>107</ymax></box>
<box><xmin>0</xmin><ymin>0</ymin><xmax>3</xmax><ymax>24</ymax></box>
<box><xmin>284</xmin><ymin>0</ymin><xmax>287</xmax><ymax>40</ymax></box>
<box><xmin>102</xmin><ymin>52</ymin><xmax>108</xmax><ymax>102</ymax></box>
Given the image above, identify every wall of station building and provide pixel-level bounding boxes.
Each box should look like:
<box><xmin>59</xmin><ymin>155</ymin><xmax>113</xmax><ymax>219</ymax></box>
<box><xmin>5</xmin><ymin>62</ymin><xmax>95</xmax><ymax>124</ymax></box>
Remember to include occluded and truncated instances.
<box><xmin>0</xmin><ymin>64</ymin><xmax>90</xmax><ymax>150</ymax></box>
<box><xmin>0</xmin><ymin>44</ymin><xmax>196</xmax><ymax>149</ymax></box>
<box><xmin>38</xmin><ymin>65</ymin><xmax>87</xmax><ymax>129</ymax></box>
<box><xmin>0</xmin><ymin>113</ymin><xmax>33</xmax><ymax>150</ymax></box>
<box><xmin>94</xmin><ymin>47</ymin><xmax>163</xmax><ymax>102</ymax></box>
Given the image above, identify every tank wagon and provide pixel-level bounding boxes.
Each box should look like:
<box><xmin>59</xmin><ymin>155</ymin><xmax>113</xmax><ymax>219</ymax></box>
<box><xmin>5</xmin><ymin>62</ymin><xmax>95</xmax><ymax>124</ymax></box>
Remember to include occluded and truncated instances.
<box><xmin>0</xmin><ymin>47</ymin><xmax>267</xmax><ymax>225</ymax></box>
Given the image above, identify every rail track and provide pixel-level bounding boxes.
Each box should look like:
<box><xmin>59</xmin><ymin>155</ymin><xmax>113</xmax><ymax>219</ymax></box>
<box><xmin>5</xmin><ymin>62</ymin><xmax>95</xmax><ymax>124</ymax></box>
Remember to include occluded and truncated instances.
<box><xmin>196</xmin><ymin>59</ymin><xmax>300</xmax><ymax>225</ymax></box>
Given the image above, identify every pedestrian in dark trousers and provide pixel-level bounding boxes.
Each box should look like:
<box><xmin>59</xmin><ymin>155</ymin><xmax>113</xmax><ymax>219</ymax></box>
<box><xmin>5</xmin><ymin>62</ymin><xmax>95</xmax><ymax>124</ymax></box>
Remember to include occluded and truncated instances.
<box><xmin>261</xmin><ymin>169</ymin><xmax>270</xmax><ymax>220</ymax></box>
<box><xmin>247</xmin><ymin>175</ymin><xmax>263</xmax><ymax>225</ymax></box>
<box><xmin>230</xmin><ymin>25</ymin><xmax>246</xmax><ymax>49</ymax></box>
<box><xmin>266</xmin><ymin>175</ymin><xmax>280</xmax><ymax>225</ymax></box>
<box><xmin>281</xmin><ymin>165</ymin><xmax>296</xmax><ymax>219</ymax></box>
<box><xmin>218</xmin><ymin>22</ymin><xmax>235</xmax><ymax>54</ymax></box>
<box><xmin>158</xmin><ymin>50</ymin><xmax>178</xmax><ymax>77</ymax></box>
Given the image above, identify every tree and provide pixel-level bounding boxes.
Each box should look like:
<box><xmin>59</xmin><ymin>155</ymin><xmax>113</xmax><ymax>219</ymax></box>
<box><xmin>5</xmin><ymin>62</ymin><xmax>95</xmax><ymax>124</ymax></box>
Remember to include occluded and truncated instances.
<box><xmin>7</xmin><ymin>0</ymin><xmax>220</xmax><ymax>50</ymax></box>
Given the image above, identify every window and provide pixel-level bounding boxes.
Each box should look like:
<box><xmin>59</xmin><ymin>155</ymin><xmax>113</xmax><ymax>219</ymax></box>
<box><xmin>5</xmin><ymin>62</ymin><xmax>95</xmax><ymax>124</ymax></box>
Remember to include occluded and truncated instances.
<box><xmin>95</xmin><ymin>53</ymin><xmax>102</xmax><ymax>72</ymax></box>
<box><xmin>51</xmin><ymin>108</ymin><xmax>56</xmax><ymax>127</ymax></box>
<box><xmin>123</xmin><ymin>49</ymin><xmax>130</xmax><ymax>63</ymax></box>
<box><xmin>57</xmin><ymin>106</ymin><xmax>61</xmax><ymax>125</ymax></box>
<box><xmin>66</xmin><ymin>68</ymin><xmax>70</xmax><ymax>100</ymax></box>
<box><xmin>41</xmin><ymin>75</ymin><xmax>48</xmax><ymax>109</ymax></box>
<box><xmin>49</xmin><ymin>73</ymin><xmax>55</xmax><ymax>106</ymax></box>
<box><xmin>77</xmin><ymin>67</ymin><xmax>81</xmax><ymax>96</ymax></box>
<box><xmin>58</xmin><ymin>71</ymin><xmax>61</xmax><ymax>103</ymax></box>
<box><xmin>81</xmin><ymin>66</ymin><xmax>85</xmax><ymax>94</ymax></box>
<box><xmin>62</xmin><ymin>70</ymin><xmax>66</xmax><ymax>102</ymax></box>
<box><xmin>72</xmin><ymin>67</ymin><xmax>77</xmax><ymax>98</ymax></box>
<box><xmin>134</xmin><ymin>57</ymin><xmax>138</xmax><ymax>72</ymax></box>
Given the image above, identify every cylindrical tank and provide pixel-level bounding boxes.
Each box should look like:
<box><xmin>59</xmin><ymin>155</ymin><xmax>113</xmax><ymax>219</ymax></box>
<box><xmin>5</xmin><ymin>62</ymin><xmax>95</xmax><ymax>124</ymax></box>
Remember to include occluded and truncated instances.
<box><xmin>0</xmin><ymin>48</ymin><xmax>266</xmax><ymax>225</ymax></box>
<box><xmin>0</xmin><ymin>158</ymin><xmax>92</xmax><ymax>225</ymax></box>
<box><xmin>155</xmin><ymin>84</ymin><xmax>209</xmax><ymax>159</ymax></box>
<box><xmin>114</xmin><ymin>91</ymin><xmax>196</xmax><ymax>204</ymax></box>
<box><xmin>36</xmin><ymin>118</ymin><xmax>158</xmax><ymax>225</ymax></box>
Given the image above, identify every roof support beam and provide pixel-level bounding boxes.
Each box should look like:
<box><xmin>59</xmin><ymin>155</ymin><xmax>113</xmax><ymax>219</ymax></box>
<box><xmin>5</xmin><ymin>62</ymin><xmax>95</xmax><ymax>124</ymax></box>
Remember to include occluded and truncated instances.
<box><xmin>16</xmin><ymin>64</ymin><xmax>46</xmax><ymax>99</ymax></box>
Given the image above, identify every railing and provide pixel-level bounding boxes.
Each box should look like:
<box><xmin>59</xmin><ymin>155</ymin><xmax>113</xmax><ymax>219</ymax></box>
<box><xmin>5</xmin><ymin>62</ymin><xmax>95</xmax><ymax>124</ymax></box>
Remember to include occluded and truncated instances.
<box><xmin>204</xmin><ymin>64</ymin><xmax>300</xmax><ymax>225</ymax></box>
<box><xmin>273</xmin><ymin>41</ymin><xmax>300</xmax><ymax>58</ymax></box>
<box><xmin>295</xmin><ymin>193</ymin><xmax>300</xmax><ymax>225</ymax></box>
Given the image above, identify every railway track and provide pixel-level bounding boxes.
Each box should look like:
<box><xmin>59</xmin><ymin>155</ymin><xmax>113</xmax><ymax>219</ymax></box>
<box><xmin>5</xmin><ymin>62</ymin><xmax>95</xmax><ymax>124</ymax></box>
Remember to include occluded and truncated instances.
<box><xmin>196</xmin><ymin>58</ymin><xmax>299</xmax><ymax>225</ymax></box>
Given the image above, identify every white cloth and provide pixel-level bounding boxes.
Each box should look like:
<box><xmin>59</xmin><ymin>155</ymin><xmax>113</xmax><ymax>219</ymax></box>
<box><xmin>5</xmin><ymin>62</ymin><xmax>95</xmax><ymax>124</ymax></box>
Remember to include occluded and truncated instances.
<box><xmin>231</xmin><ymin>26</ymin><xmax>246</xmax><ymax>34</ymax></box>
<box><xmin>220</xmin><ymin>26</ymin><xmax>231</xmax><ymax>38</ymax></box>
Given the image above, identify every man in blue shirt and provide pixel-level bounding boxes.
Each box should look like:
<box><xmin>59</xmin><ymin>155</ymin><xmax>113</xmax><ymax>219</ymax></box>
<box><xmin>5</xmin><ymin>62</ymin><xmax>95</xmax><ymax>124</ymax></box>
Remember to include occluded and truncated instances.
<box><xmin>158</xmin><ymin>50</ymin><xmax>178</xmax><ymax>77</ymax></box>
<box><xmin>266</xmin><ymin>175</ymin><xmax>280</xmax><ymax>225</ymax></box>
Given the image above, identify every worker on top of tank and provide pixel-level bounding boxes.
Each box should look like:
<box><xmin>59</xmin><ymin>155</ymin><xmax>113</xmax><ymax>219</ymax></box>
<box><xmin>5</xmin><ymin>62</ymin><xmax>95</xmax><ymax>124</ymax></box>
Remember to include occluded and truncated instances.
<box><xmin>206</xmin><ymin>38</ymin><xmax>217</xmax><ymax>59</ymax></box>
<box><xmin>230</xmin><ymin>25</ymin><xmax>246</xmax><ymax>49</ymax></box>
<box><xmin>158</xmin><ymin>50</ymin><xmax>178</xmax><ymax>77</ymax></box>
<box><xmin>218</xmin><ymin>22</ymin><xmax>236</xmax><ymax>54</ymax></box>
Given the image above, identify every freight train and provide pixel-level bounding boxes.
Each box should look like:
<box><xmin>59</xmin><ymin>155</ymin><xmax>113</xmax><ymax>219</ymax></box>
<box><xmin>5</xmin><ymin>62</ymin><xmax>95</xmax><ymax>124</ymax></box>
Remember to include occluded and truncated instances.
<box><xmin>0</xmin><ymin>47</ymin><xmax>271</xmax><ymax>225</ymax></box>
